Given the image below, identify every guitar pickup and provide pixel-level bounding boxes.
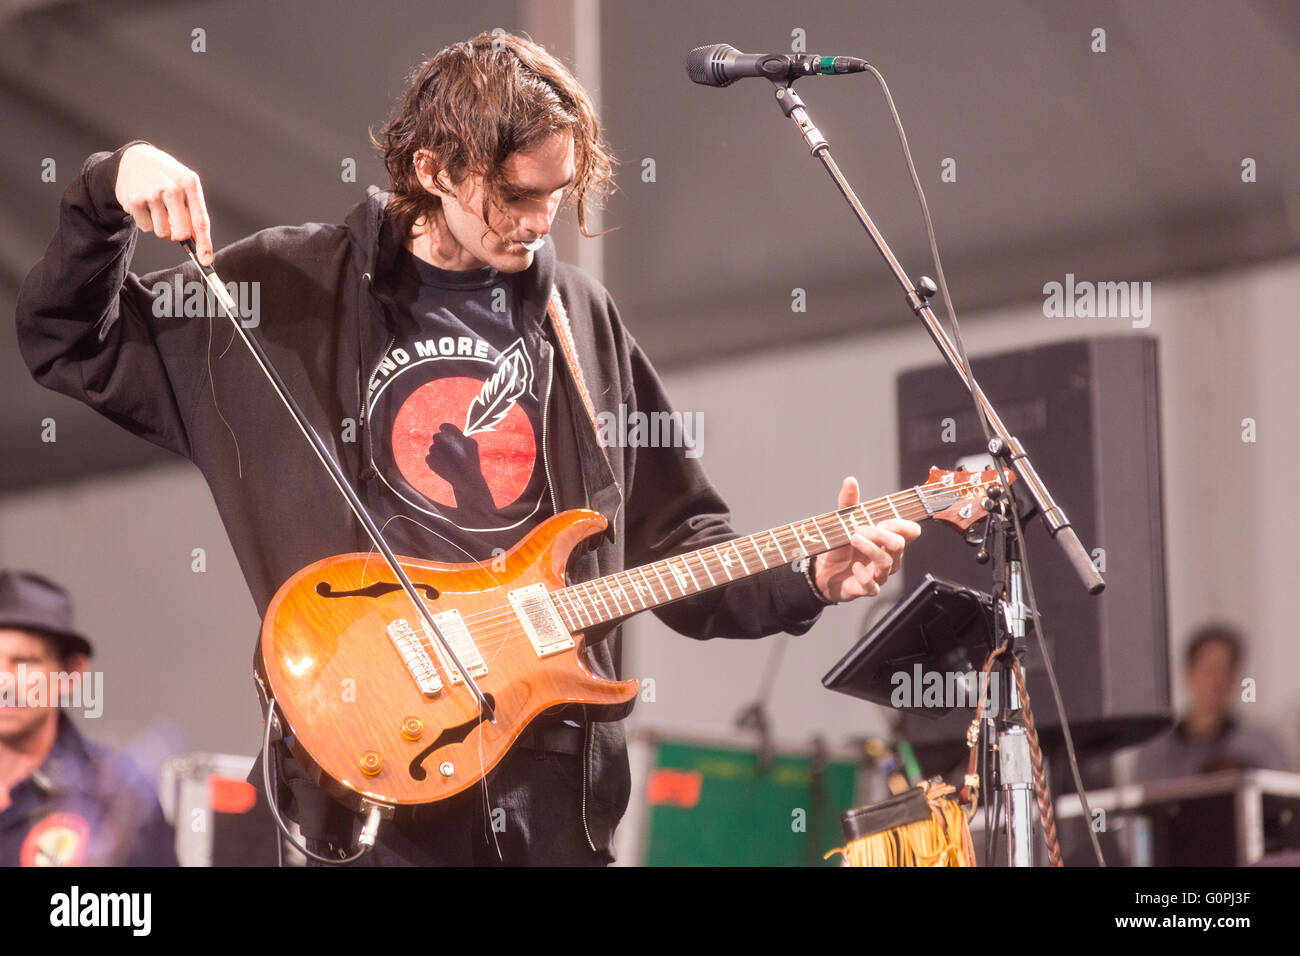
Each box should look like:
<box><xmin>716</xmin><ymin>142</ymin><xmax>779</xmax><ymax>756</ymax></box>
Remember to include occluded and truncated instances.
<box><xmin>422</xmin><ymin>609</ymin><xmax>487</xmax><ymax>684</ymax></box>
<box><xmin>508</xmin><ymin>583</ymin><xmax>576</xmax><ymax>658</ymax></box>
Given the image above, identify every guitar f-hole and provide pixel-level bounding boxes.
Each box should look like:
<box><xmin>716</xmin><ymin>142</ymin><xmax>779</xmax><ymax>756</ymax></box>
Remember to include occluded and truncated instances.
<box><xmin>408</xmin><ymin>694</ymin><xmax>497</xmax><ymax>781</ymax></box>
<box><xmin>315</xmin><ymin>580</ymin><xmax>440</xmax><ymax>600</ymax></box>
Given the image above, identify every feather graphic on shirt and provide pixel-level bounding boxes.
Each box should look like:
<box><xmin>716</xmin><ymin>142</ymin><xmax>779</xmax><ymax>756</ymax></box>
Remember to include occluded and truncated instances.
<box><xmin>464</xmin><ymin>339</ymin><xmax>531</xmax><ymax>437</ymax></box>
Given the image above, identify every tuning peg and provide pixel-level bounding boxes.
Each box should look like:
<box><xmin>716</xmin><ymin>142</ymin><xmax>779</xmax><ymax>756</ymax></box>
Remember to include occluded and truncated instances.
<box><xmin>972</xmin><ymin>513</ymin><xmax>993</xmax><ymax>563</ymax></box>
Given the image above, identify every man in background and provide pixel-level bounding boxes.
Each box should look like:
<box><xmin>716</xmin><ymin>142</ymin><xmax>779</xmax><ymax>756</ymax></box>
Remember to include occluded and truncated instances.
<box><xmin>1133</xmin><ymin>623</ymin><xmax>1288</xmax><ymax>782</ymax></box>
<box><xmin>0</xmin><ymin>570</ymin><xmax>177</xmax><ymax>866</ymax></box>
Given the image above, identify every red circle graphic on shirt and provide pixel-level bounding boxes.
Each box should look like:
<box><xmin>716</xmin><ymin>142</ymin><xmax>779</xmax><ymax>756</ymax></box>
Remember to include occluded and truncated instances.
<box><xmin>19</xmin><ymin>812</ymin><xmax>90</xmax><ymax>867</ymax></box>
<box><xmin>390</xmin><ymin>376</ymin><xmax>536</xmax><ymax>510</ymax></box>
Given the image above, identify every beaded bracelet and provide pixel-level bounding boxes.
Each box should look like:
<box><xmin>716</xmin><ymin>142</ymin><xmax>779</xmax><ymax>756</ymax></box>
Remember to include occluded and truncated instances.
<box><xmin>794</xmin><ymin>555</ymin><xmax>835</xmax><ymax>606</ymax></box>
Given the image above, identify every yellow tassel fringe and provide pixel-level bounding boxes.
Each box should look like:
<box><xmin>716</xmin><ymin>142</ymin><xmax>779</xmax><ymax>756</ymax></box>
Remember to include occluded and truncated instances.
<box><xmin>826</xmin><ymin>783</ymin><xmax>976</xmax><ymax>867</ymax></box>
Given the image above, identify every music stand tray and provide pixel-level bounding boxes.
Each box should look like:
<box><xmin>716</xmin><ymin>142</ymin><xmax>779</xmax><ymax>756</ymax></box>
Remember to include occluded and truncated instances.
<box><xmin>822</xmin><ymin>574</ymin><xmax>995</xmax><ymax>718</ymax></box>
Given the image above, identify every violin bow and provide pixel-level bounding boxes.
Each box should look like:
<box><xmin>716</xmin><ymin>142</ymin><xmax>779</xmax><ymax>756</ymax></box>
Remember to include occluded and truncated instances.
<box><xmin>176</xmin><ymin>238</ymin><xmax>496</xmax><ymax>723</ymax></box>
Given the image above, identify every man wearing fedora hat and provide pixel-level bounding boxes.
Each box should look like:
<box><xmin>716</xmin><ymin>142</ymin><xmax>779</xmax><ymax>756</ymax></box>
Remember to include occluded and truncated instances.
<box><xmin>0</xmin><ymin>570</ymin><xmax>178</xmax><ymax>866</ymax></box>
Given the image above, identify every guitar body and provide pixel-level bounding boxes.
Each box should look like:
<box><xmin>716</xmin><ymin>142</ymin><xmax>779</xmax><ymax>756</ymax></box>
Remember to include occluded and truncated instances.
<box><xmin>257</xmin><ymin>467</ymin><xmax>1008</xmax><ymax>817</ymax></box>
<box><xmin>258</xmin><ymin>508</ymin><xmax>639</xmax><ymax>814</ymax></box>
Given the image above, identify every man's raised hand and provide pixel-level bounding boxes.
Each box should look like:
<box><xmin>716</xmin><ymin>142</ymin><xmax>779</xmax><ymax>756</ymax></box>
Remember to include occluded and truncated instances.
<box><xmin>113</xmin><ymin>144</ymin><xmax>213</xmax><ymax>265</ymax></box>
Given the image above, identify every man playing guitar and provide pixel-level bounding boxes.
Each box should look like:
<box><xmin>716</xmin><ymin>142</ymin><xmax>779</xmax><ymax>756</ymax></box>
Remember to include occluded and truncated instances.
<box><xmin>16</xmin><ymin>31</ymin><xmax>919</xmax><ymax>865</ymax></box>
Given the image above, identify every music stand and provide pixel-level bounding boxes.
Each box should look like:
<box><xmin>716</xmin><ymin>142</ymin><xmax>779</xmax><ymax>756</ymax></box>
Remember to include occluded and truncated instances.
<box><xmin>822</xmin><ymin>575</ymin><xmax>995</xmax><ymax>718</ymax></box>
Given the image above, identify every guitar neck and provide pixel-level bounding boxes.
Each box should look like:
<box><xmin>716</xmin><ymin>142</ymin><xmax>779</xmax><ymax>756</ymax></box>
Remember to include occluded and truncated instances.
<box><xmin>547</xmin><ymin>486</ymin><xmax>933</xmax><ymax>633</ymax></box>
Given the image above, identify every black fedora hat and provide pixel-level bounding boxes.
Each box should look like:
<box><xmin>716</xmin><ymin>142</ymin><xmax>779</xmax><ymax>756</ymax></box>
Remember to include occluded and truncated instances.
<box><xmin>0</xmin><ymin>570</ymin><xmax>93</xmax><ymax>658</ymax></box>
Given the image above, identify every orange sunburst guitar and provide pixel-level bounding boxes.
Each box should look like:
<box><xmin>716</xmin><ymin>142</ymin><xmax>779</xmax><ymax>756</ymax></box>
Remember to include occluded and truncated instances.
<box><xmin>258</xmin><ymin>466</ymin><xmax>1012</xmax><ymax>815</ymax></box>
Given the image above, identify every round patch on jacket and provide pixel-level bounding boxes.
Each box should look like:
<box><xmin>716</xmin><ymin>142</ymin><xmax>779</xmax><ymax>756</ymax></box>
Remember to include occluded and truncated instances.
<box><xmin>19</xmin><ymin>812</ymin><xmax>90</xmax><ymax>866</ymax></box>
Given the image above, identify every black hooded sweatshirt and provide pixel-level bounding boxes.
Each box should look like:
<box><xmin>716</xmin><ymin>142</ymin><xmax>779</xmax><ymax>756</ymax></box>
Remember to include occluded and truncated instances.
<box><xmin>15</xmin><ymin>143</ymin><xmax>827</xmax><ymax>857</ymax></box>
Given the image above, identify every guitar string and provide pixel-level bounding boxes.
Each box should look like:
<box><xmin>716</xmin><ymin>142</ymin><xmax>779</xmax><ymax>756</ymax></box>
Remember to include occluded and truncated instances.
<box><xmin>445</xmin><ymin>476</ymin><xmax>983</xmax><ymax>630</ymax></box>
<box><xmin>382</xmin><ymin>495</ymin><xmax>931</xmax><ymax>641</ymax></box>
<box><xmin>382</xmin><ymin>477</ymin><xmax>990</xmax><ymax>645</ymax></box>
<box><xmin>436</xmin><ymin>504</ymin><xmax>936</xmax><ymax>654</ymax></box>
<box><xmin>350</xmin><ymin>477</ymin><xmax>1004</xmax><ymax>663</ymax></box>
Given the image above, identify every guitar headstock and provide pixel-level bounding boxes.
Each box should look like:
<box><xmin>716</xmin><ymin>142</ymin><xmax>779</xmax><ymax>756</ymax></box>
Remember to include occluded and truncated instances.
<box><xmin>919</xmin><ymin>465</ymin><xmax>1017</xmax><ymax>532</ymax></box>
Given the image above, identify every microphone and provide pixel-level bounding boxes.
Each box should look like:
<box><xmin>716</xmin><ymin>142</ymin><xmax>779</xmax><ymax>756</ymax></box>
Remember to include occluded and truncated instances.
<box><xmin>687</xmin><ymin>43</ymin><xmax>869</xmax><ymax>88</ymax></box>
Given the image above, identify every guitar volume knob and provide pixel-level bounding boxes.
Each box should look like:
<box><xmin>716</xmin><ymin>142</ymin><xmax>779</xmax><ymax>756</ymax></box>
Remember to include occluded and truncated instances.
<box><xmin>401</xmin><ymin>716</ymin><xmax>424</xmax><ymax>740</ymax></box>
<box><xmin>359</xmin><ymin>751</ymin><xmax>383</xmax><ymax>775</ymax></box>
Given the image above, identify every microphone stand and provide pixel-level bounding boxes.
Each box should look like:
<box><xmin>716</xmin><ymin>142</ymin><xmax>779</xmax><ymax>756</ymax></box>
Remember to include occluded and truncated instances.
<box><xmin>764</xmin><ymin>80</ymin><xmax>1104</xmax><ymax>865</ymax></box>
<box><xmin>979</xmin><ymin>490</ymin><xmax>1037</xmax><ymax>865</ymax></box>
<box><xmin>768</xmin><ymin>81</ymin><xmax>1103</xmax><ymax>596</ymax></box>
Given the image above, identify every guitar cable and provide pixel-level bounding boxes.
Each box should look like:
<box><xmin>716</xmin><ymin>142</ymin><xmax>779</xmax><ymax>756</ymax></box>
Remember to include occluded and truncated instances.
<box><xmin>262</xmin><ymin>705</ymin><xmax>372</xmax><ymax>866</ymax></box>
<box><xmin>862</xmin><ymin>64</ymin><xmax>1106</xmax><ymax>866</ymax></box>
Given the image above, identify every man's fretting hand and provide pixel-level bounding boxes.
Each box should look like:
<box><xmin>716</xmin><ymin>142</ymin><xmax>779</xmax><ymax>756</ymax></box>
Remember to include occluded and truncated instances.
<box><xmin>114</xmin><ymin>143</ymin><xmax>213</xmax><ymax>264</ymax></box>
<box><xmin>812</xmin><ymin>476</ymin><xmax>921</xmax><ymax>603</ymax></box>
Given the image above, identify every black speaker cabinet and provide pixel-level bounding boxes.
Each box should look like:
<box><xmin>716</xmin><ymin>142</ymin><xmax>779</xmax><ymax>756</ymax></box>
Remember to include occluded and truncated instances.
<box><xmin>895</xmin><ymin>336</ymin><xmax>1171</xmax><ymax>772</ymax></box>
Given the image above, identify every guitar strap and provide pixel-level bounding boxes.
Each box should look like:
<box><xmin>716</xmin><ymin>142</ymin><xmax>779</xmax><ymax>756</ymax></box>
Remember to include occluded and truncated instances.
<box><xmin>546</xmin><ymin>286</ymin><xmax>610</xmax><ymax>467</ymax></box>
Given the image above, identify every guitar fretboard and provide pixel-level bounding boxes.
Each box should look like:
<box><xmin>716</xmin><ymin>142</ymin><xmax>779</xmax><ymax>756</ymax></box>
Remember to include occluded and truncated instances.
<box><xmin>548</xmin><ymin>488</ymin><xmax>932</xmax><ymax>632</ymax></box>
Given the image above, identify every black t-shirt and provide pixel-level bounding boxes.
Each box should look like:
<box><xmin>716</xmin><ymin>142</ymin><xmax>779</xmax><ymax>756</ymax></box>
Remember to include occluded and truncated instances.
<box><xmin>360</xmin><ymin>249</ymin><xmax>554</xmax><ymax>564</ymax></box>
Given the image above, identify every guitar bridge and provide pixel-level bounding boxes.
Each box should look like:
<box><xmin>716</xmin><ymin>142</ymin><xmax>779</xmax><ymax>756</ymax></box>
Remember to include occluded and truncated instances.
<box><xmin>508</xmin><ymin>583</ymin><xmax>575</xmax><ymax>658</ymax></box>
<box><xmin>385</xmin><ymin>619</ymin><xmax>443</xmax><ymax>696</ymax></box>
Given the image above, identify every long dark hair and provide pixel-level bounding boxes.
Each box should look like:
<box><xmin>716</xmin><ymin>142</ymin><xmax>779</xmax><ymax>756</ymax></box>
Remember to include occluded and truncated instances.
<box><xmin>372</xmin><ymin>31</ymin><xmax>614</xmax><ymax>240</ymax></box>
